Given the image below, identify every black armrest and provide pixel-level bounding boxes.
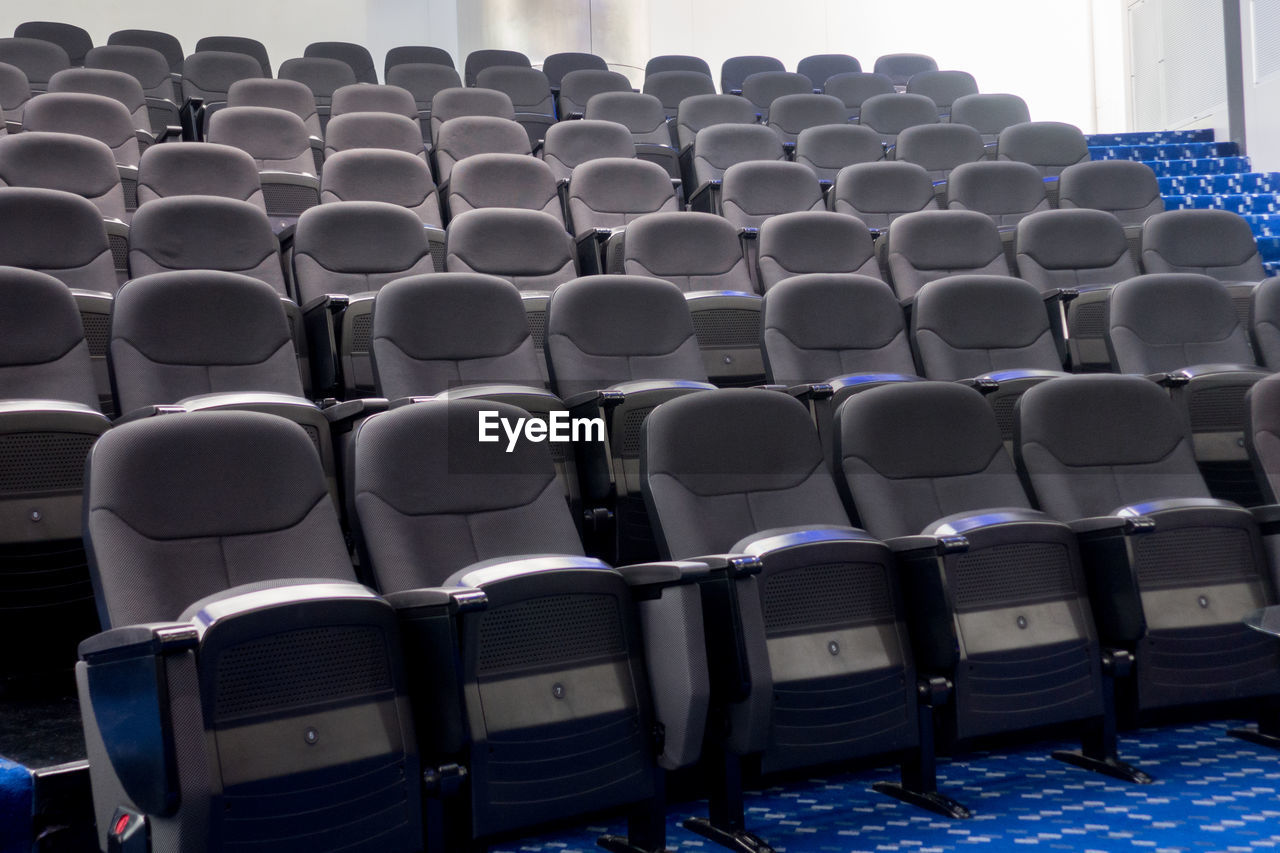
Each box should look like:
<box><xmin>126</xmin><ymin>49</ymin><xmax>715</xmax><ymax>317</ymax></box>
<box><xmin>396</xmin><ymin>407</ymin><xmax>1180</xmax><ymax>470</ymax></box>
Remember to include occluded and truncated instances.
<box><xmin>79</xmin><ymin>623</ymin><xmax>197</xmax><ymax>664</ymax></box>
<box><xmin>322</xmin><ymin>396</ymin><xmax>388</xmax><ymax>426</ymax></box>
<box><xmin>687</xmin><ymin>179</ymin><xmax>721</xmax><ymax>212</ymax></box>
<box><xmin>615</xmin><ymin>560</ymin><xmax>718</xmax><ymax>588</ymax></box>
<box><xmin>786</xmin><ymin>382</ymin><xmax>834</xmax><ymax>401</ymax></box>
<box><xmin>384</xmin><ymin>586</ymin><xmax>487</xmax><ymax>615</ymax></box>
<box><xmin>1252</xmin><ymin>504</ymin><xmax>1280</xmax><ymax>535</ymax></box>
<box><xmin>1068</xmin><ymin>515</ymin><xmax>1137</xmax><ymax>538</ymax></box>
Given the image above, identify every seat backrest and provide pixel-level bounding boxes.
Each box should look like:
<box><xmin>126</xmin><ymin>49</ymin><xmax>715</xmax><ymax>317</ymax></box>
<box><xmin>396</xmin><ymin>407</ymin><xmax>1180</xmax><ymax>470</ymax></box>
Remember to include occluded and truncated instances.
<box><xmin>385</xmin><ymin>45</ymin><xmax>455</xmax><ymax>76</ymax></box>
<box><xmin>946</xmin><ymin>160</ymin><xmax>1050</xmax><ymax>227</ymax></box>
<box><xmin>128</xmin><ymin>196</ymin><xmax>287</xmax><ymax>294</ymax></box>
<box><xmin>740</xmin><ymin>70</ymin><xmax>813</xmax><ymax>120</ymax></box>
<box><xmin>541</xmin><ymin>51</ymin><xmax>608</xmax><ymax>87</ymax></box>
<box><xmin>1057</xmin><ymin>159</ymin><xmax>1164</xmax><ymax>225</ymax></box>
<box><xmin>1016</xmin><ymin>373</ymin><xmax>1210</xmax><ymax>520</ymax></box>
<box><xmin>905</xmin><ymin>70</ymin><xmax>979</xmax><ymax>116</ymax></box>
<box><xmin>558</xmin><ymin>68</ymin><xmax>633</xmax><ymax>117</ymax></box>
<box><xmin>108</xmin><ymin>29</ymin><xmax>184</xmax><ymax>75</ymax></box>
<box><xmin>444</xmin><ymin>208</ymin><xmax>577</xmax><ymax>292</ymax></box>
<box><xmin>1247</xmin><ymin>372</ymin><xmax>1280</xmax><ymax>500</ymax></box>
<box><xmin>0</xmin><ymin>37</ymin><xmax>69</xmax><ymax>91</ymax></box>
<box><xmin>324</xmin><ymin>111</ymin><xmax>427</xmax><ymax>164</ymax></box>
<box><xmin>1107</xmin><ymin>272</ymin><xmax>1256</xmax><ymax>373</ymax></box>
<box><xmin>350</xmin><ymin>398</ymin><xmax>582</xmax><ymax>589</ymax></box>
<box><xmin>675</xmin><ymin>93</ymin><xmax>758</xmax><ymax>151</ymax></box>
<box><xmin>0</xmin><ymin>265</ymin><xmax>98</xmax><ymax>407</ymax></box>
<box><xmin>583</xmin><ymin>92</ymin><xmax>669</xmax><ymax>144</ymax></box>
<box><xmin>644</xmin><ymin>54</ymin><xmax>712</xmax><ymax>79</ymax></box>
<box><xmin>721</xmin><ymin>55</ymin><xmax>785</xmax><ymax>94</ymax></box>
<box><xmin>463</xmin><ymin>48</ymin><xmax>531</xmax><ymax>87</ymax></box>
<box><xmin>305</xmin><ymin>41</ymin><xmax>378</xmax><ymax>84</ymax></box>
<box><xmin>138</xmin><ymin>141</ymin><xmax>265</xmax><ymax>210</ymax></box>
<box><xmin>823</xmin><ymin>71</ymin><xmax>895</xmax><ymax>119</ymax></box>
<box><xmin>428</xmin><ymin>86</ymin><xmax>516</xmax><ymax>144</ymax></box>
<box><xmin>475</xmin><ymin>65</ymin><xmax>554</xmax><ymax>120</ymax></box>
<box><xmin>448</xmin><ymin>152</ymin><xmax>562</xmax><ymax>221</ymax></box>
<box><xmin>858</xmin><ymin>93</ymin><xmax>938</xmax><ymax>143</ymax></box>
<box><xmin>49</xmin><ymin>68</ymin><xmax>149</xmax><ymax>132</ymax></box>
<box><xmin>643</xmin><ymin>388</ymin><xmax>851</xmax><ymax>557</ymax></box>
<box><xmin>830</xmin><ymin>160</ymin><xmax>937</xmax><ymax>230</ymax></box>
<box><xmin>950</xmin><ymin>93</ymin><xmax>1030</xmax><ymax>144</ymax></box>
<box><xmin>766</xmin><ymin>93</ymin><xmax>847</xmax><ymax>144</ymax></box>
<box><xmin>330</xmin><ymin>82</ymin><xmax>419</xmax><ymax>120</ymax></box>
<box><xmin>433</xmin><ymin>115</ymin><xmax>531</xmax><ymax>184</ymax></box>
<box><xmin>227</xmin><ymin>77</ymin><xmax>322</xmax><ymax>137</ymax></box>
<box><xmin>386</xmin><ymin>62</ymin><xmax>462</xmax><ymax>121</ymax></box>
<box><xmin>86</xmin><ymin>44</ymin><xmax>173</xmax><ymax>100</ymax></box>
<box><xmin>278</xmin><ymin>56</ymin><xmax>357</xmax><ymax>105</ymax></box>
<box><xmin>16</xmin><ymin>21</ymin><xmax>93</xmax><ymax>67</ymax></box>
<box><xmin>540</xmin><ymin>118</ymin><xmax>634</xmax><ymax>181</ymax></box>
<box><xmin>691</xmin><ymin>122</ymin><xmax>784</xmax><ymax>185</ymax></box>
<box><xmin>719</xmin><ymin>160</ymin><xmax>824</xmax><ymax>229</ymax></box>
<box><xmin>293</xmin><ymin>201</ymin><xmax>434</xmax><ymax>300</ymax></box>
<box><xmin>372</xmin><ymin>273</ymin><xmax>544</xmax><ymax>398</ymax></box>
<box><xmin>885</xmin><ymin>209</ymin><xmax>1009</xmax><ymax>298</ymax></box>
<box><xmin>109</xmin><ymin>269</ymin><xmax>303</xmax><ymax>412</ymax></box>
<box><xmin>873</xmin><ymin>53</ymin><xmax>939</xmax><ymax>86</ymax></box>
<box><xmin>622</xmin><ymin>211</ymin><xmax>753</xmax><ymax>292</ymax></box>
<box><xmin>797</xmin><ymin>54</ymin><xmax>861</xmax><ymax>88</ymax></box>
<box><xmin>761</xmin><ymin>272</ymin><xmax>914</xmax><ymax>383</ymax></box>
<box><xmin>0</xmin><ymin>132</ymin><xmax>126</xmax><ymax>220</ymax></box>
<box><xmin>195</xmin><ymin>35</ymin><xmax>271</xmax><ymax>76</ymax></box>
<box><xmin>794</xmin><ymin>123</ymin><xmax>883</xmax><ymax>183</ymax></box>
<box><xmin>1141</xmin><ymin>209</ymin><xmax>1267</xmax><ymax>282</ymax></box>
<box><xmin>0</xmin><ymin>187</ymin><xmax>116</xmax><ymax>292</ymax></box>
<box><xmin>207</xmin><ymin>106</ymin><xmax>315</xmax><ymax>174</ymax></box>
<box><xmin>997</xmin><ymin>121</ymin><xmax>1090</xmax><ymax>177</ymax></box>
<box><xmin>546</xmin><ymin>275</ymin><xmax>708</xmax><ymax>398</ymax></box>
<box><xmin>1014</xmin><ymin>209</ymin><xmax>1137</xmax><ymax>290</ymax></box>
<box><xmin>22</xmin><ymin>91</ymin><xmax>141</xmax><ymax>166</ymax></box>
<box><xmin>641</xmin><ymin>69</ymin><xmax>715</xmax><ymax>114</ymax></box>
<box><xmin>180</xmin><ymin>50</ymin><xmax>264</xmax><ymax>108</ymax></box>
<box><xmin>84</xmin><ymin>409</ymin><xmax>354</xmax><ymax>626</ymax></box>
<box><xmin>894</xmin><ymin>122</ymin><xmax>985</xmax><ymax>182</ymax></box>
<box><xmin>0</xmin><ymin>61</ymin><xmax>33</xmax><ymax>125</ymax></box>
<box><xmin>837</xmin><ymin>381</ymin><xmax>1030</xmax><ymax>539</ymax></box>
<box><xmin>911</xmin><ymin>274</ymin><xmax>1063</xmax><ymax>379</ymax></box>
<box><xmin>757</xmin><ymin>211</ymin><xmax>881</xmax><ymax>288</ymax></box>
<box><xmin>565</xmin><ymin>156</ymin><xmax>678</xmax><ymax>236</ymax></box>
<box><xmin>320</xmin><ymin>148</ymin><xmax>441</xmax><ymax>227</ymax></box>
<box><xmin>1253</xmin><ymin>277</ymin><xmax>1280</xmax><ymax>370</ymax></box>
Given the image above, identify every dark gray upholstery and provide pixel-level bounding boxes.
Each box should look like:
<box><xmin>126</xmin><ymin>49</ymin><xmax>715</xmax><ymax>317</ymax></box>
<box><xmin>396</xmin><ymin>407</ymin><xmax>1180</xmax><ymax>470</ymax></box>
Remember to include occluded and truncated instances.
<box><xmin>324</xmin><ymin>111</ymin><xmax>427</xmax><ymax>165</ymax></box>
<box><xmin>831</xmin><ymin>161</ymin><xmax>937</xmax><ymax>230</ymax></box>
<box><xmin>997</xmin><ymin>121</ymin><xmax>1090</xmax><ymax>178</ymax></box>
<box><xmin>822</xmin><ymin>72</ymin><xmax>895</xmax><ymax>121</ymax></box>
<box><xmin>721</xmin><ymin>56</ymin><xmax>784</xmax><ymax>94</ymax></box>
<box><xmin>622</xmin><ymin>211</ymin><xmax>752</xmax><ymax>292</ymax></box>
<box><xmin>643</xmin><ymin>389</ymin><xmax>850</xmax><ymax>557</ymax></box>
<box><xmin>22</xmin><ymin>92</ymin><xmax>141</xmax><ymax>166</ymax></box>
<box><xmin>109</xmin><ymin>270</ymin><xmax>303</xmax><ymax>412</ymax></box>
<box><xmin>448</xmin><ymin>152</ymin><xmax>562</xmax><ymax>222</ymax></box>
<box><xmin>351</xmin><ymin>398</ymin><xmax>581</xmax><ymax>590</ymax></box>
<box><xmin>0</xmin><ymin>187</ymin><xmax>116</xmax><ymax>292</ymax></box>
<box><xmin>386</xmin><ymin>45</ymin><xmax>454</xmax><ymax>75</ymax></box>
<box><xmin>766</xmin><ymin>93</ymin><xmax>847</xmax><ymax>145</ymax></box>
<box><xmin>1141</xmin><ymin>209</ymin><xmax>1267</xmax><ymax>282</ymax></box>
<box><xmin>227</xmin><ymin>78</ymin><xmax>322</xmax><ymax>137</ymax></box>
<box><xmin>445</xmin><ymin>208</ymin><xmax>577</xmax><ymax>292</ymax></box>
<box><xmin>372</xmin><ymin>273</ymin><xmax>544</xmax><ymax>398</ymax></box>
<box><xmin>85</xmin><ymin>409</ymin><xmax>353</xmax><ymax>626</ymax></box>
<box><xmin>108</xmin><ymin>29</ymin><xmax>184</xmax><ymax>75</ymax></box>
<box><xmin>872</xmin><ymin>53</ymin><xmax>938</xmax><ymax>87</ymax></box>
<box><xmin>719</xmin><ymin>160</ymin><xmax>824</xmax><ymax>229</ymax></box>
<box><xmin>15</xmin><ymin>21</ymin><xmax>92</xmax><ymax>67</ymax></box>
<box><xmin>540</xmin><ymin>119</ymin><xmax>635</xmax><ymax>181</ymax></box>
<box><xmin>386</xmin><ymin>62</ymin><xmax>462</xmax><ymax>139</ymax></box>
<box><xmin>797</xmin><ymin>54</ymin><xmax>861</xmax><ymax>88</ymax></box>
<box><xmin>195</xmin><ymin>36</ymin><xmax>270</xmax><ymax>76</ymax></box>
<box><xmin>128</xmin><ymin>196</ymin><xmax>287</xmax><ymax>295</ymax></box>
<box><xmin>757</xmin><ymin>211</ymin><xmax>881</xmax><ymax>288</ymax></box>
<box><xmin>946</xmin><ymin>160</ymin><xmax>1050</xmax><ymax>227</ymax></box>
<box><xmin>894</xmin><ymin>123</ymin><xmax>985</xmax><ymax>182</ymax></box>
<box><xmin>691</xmin><ymin>123</ymin><xmax>784</xmax><ymax>186</ymax></box>
<box><xmin>858</xmin><ymin>93</ymin><xmax>939</xmax><ymax>150</ymax></box>
<box><xmin>463</xmin><ymin>49</ymin><xmax>530</xmax><ymax>87</ymax></box>
<box><xmin>49</xmin><ymin>68</ymin><xmax>150</xmax><ymax>132</ymax></box>
<box><xmin>0</xmin><ymin>61</ymin><xmax>33</xmax><ymax>128</ymax></box>
<box><xmin>675</xmin><ymin>93</ymin><xmax>757</xmax><ymax>151</ymax></box>
<box><xmin>739</xmin><ymin>71</ymin><xmax>812</xmax><ymax>121</ymax></box>
<box><xmin>330</xmin><ymin>82</ymin><xmax>419</xmax><ymax>119</ymax></box>
<box><xmin>1247</xmin><ymin>372</ymin><xmax>1280</xmax><ymax>499</ymax></box>
<box><xmin>885</xmin><ymin>209</ymin><xmax>1009</xmax><ymax>298</ymax></box>
<box><xmin>642</xmin><ymin>70</ymin><xmax>715</xmax><ymax>114</ymax></box>
<box><xmin>0</xmin><ymin>132</ymin><xmax>126</xmax><ymax>220</ymax></box>
<box><xmin>837</xmin><ymin>381</ymin><xmax>1029</xmax><ymax>539</ymax></box>
<box><xmin>1015</xmin><ymin>209</ymin><xmax>1137</xmax><ymax>290</ymax></box>
<box><xmin>0</xmin><ymin>265</ymin><xmax>99</xmax><ymax>408</ymax></box>
<box><xmin>584</xmin><ymin>91</ymin><xmax>672</xmax><ymax>149</ymax></box>
<box><xmin>950</xmin><ymin>93</ymin><xmax>1031</xmax><ymax>145</ymax></box>
<box><xmin>1107</xmin><ymin>273</ymin><xmax>1256</xmax><ymax>373</ymax></box>
<box><xmin>794</xmin><ymin>124</ymin><xmax>883</xmax><ymax>183</ymax></box>
<box><xmin>87</xmin><ymin>45</ymin><xmax>181</xmax><ymax>134</ymax></box>
<box><xmin>1015</xmin><ymin>374</ymin><xmax>1210</xmax><ymax>520</ymax></box>
<box><xmin>0</xmin><ymin>37</ymin><xmax>69</xmax><ymax>92</ymax></box>
<box><xmin>911</xmin><ymin>274</ymin><xmax>1063</xmax><ymax>379</ymax></box>
<box><xmin>565</xmin><ymin>157</ymin><xmax>678</xmax><ymax>237</ymax></box>
<box><xmin>645</xmin><ymin>55</ymin><xmax>712</xmax><ymax>79</ymax></box>
<box><xmin>137</xmin><ymin>142</ymin><xmax>265</xmax><ymax>210</ymax></box>
<box><xmin>546</xmin><ymin>275</ymin><xmax>707</xmax><ymax>398</ymax></box>
<box><xmin>320</xmin><ymin>148</ymin><xmax>442</xmax><ymax>227</ymax></box>
<box><xmin>761</xmin><ymin>273</ymin><xmax>914</xmax><ymax>384</ymax></box>
<box><xmin>433</xmin><ymin>115</ymin><xmax>531</xmax><ymax>185</ymax></box>
<box><xmin>475</xmin><ymin>66</ymin><xmax>555</xmax><ymax>144</ymax></box>
<box><xmin>294</xmin><ymin>201</ymin><xmax>434</xmax><ymax>300</ymax></box>
<box><xmin>428</xmin><ymin>86</ymin><xmax>516</xmax><ymax>145</ymax></box>
<box><xmin>1252</xmin><ymin>277</ymin><xmax>1280</xmax><ymax>370</ymax></box>
<box><xmin>905</xmin><ymin>70</ymin><xmax>979</xmax><ymax>119</ymax></box>
<box><xmin>180</xmin><ymin>50</ymin><xmax>264</xmax><ymax>112</ymax></box>
<box><xmin>305</xmin><ymin>41</ymin><xmax>378</xmax><ymax>84</ymax></box>
<box><xmin>207</xmin><ymin>106</ymin><xmax>315</xmax><ymax>174</ymax></box>
<box><xmin>558</xmin><ymin>69</ymin><xmax>632</xmax><ymax>118</ymax></box>
<box><xmin>1058</xmin><ymin>160</ymin><xmax>1164</xmax><ymax>225</ymax></box>
<box><xmin>542</xmin><ymin>52</ymin><xmax>607</xmax><ymax>87</ymax></box>
<box><xmin>278</xmin><ymin>56</ymin><xmax>356</xmax><ymax>125</ymax></box>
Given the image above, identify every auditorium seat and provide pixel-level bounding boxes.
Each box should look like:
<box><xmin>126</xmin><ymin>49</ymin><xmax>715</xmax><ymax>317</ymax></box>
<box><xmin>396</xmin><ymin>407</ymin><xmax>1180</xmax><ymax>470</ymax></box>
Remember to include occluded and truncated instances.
<box><xmin>766</xmin><ymin>92</ymin><xmax>847</xmax><ymax>148</ymax></box>
<box><xmin>475</xmin><ymin>65</ymin><xmax>556</xmax><ymax>145</ymax></box>
<box><xmin>583</xmin><ymin>91</ymin><xmax>680</xmax><ymax>178</ymax></box>
<box><xmin>1246</xmin><ymin>371</ymin><xmax>1280</xmax><ymax>500</ymax></box>
<box><xmin>858</xmin><ymin>93</ymin><xmax>939</xmax><ymax>155</ymax></box>
<box><xmin>180</xmin><ymin>50</ymin><xmax>265</xmax><ymax>125</ymax></box>
<box><xmin>195</xmin><ymin>35</ymin><xmax>271</xmax><ymax>76</ymax></box>
<box><xmin>719</xmin><ymin>160</ymin><xmax>824</xmax><ymax>228</ymax></box>
<box><xmin>427</xmin><ymin>85</ymin><xmax>515</xmax><ymax>147</ymax></box>
<box><xmin>447</xmin><ymin>152</ymin><xmax>563</xmax><ymax>223</ymax></box>
<box><xmin>22</xmin><ymin>92</ymin><xmax>145</xmax><ymax>209</ymax></box>
<box><xmin>540</xmin><ymin>118</ymin><xmax>635</xmax><ymax>181</ymax></box>
<box><xmin>445</xmin><ymin>207</ymin><xmax>577</xmax><ymax>291</ymax></box>
<box><xmin>688</xmin><ymin>122</ymin><xmax>784</xmax><ymax>213</ymax></box>
<box><xmin>884</xmin><ymin>209</ymin><xmax>1010</xmax><ymax>298</ymax></box>
<box><xmin>86</xmin><ymin>45</ymin><xmax>181</xmax><ymax>135</ymax></box>
<box><xmin>831</xmin><ymin>161</ymin><xmax>938</xmax><ymax>231</ymax></box>
<box><xmin>0</xmin><ymin>132</ymin><xmax>128</xmax><ymax>223</ymax></box>
<box><xmin>108</xmin><ymin>28</ymin><xmax>184</xmax><ymax>78</ymax></box>
<box><xmin>794</xmin><ymin>123</ymin><xmax>884</xmax><ymax>183</ymax></box>
<box><xmin>644</xmin><ymin>53</ymin><xmax>712</xmax><ymax>81</ymax></box>
<box><xmin>137</xmin><ymin>141</ymin><xmax>266</xmax><ymax>211</ymax></box>
<box><xmin>823</xmin><ymin>71</ymin><xmax>895</xmax><ymax>122</ymax></box>
<box><xmin>905</xmin><ymin>69</ymin><xmax>979</xmax><ymax>120</ymax></box>
<box><xmin>951</xmin><ymin>93</ymin><xmax>1031</xmax><ymax>149</ymax></box>
<box><xmin>947</xmin><ymin>160</ymin><xmax>1050</xmax><ymax>226</ymax></box>
<box><xmin>739</xmin><ymin>70</ymin><xmax>812</xmax><ymax>122</ymax></box>
<box><xmin>206</xmin><ymin>106</ymin><xmax>320</xmax><ymax>224</ymax></box>
<box><xmin>325</xmin><ymin>111</ymin><xmax>429</xmax><ymax>170</ymax></box>
<box><xmin>0</xmin><ymin>60</ymin><xmax>32</xmax><ymax>130</ymax></box>
<box><xmin>1058</xmin><ymin>159</ymin><xmax>1165</xmax><ymax>231</ymax></box>
<box><xmin>797</xmin><ymin>53</ymin><xmax>861</xmax><ymax>89</ymax></box>
<box><xmin>894</xmin><ymin>122</ymin><xmax>985</xmax><ymax>187</ymax></box>
<box><xmin>873</xmin><ymin>52</ymin><xmax>939</xmax><ymax>88</ymax></box>
<box><xmin>0</xmin><ymin>37</ymin><xmax>69</xmax><ymax>93</ymax></box>
<box><xmin>998</xmin><ymin>121</ymin><xmax>1090</xmax><ymax>205</ymax></box>
<box><xmin>386</xmin><ymin>62</ymin><xmax>462</xmax><ymax>142</ymax></box>
<box><xmin>674</xmin><ymin>92</ymin><xmax>757</xmax><ymax>154</ymax></box>
<box><xmin>757</xmin><ymin>211</ymin><xmax>883</xmax><ymax>289</ymax></box>
<box><xmin>433</xmin><ymin>115</ymin><xmax>531</xmax><ymax>189</ymax></box>
<box><xmin>463</xmin><ymin>47</ymin><xmax>530</xmax><ymax>87</ymax></box>
<box><xmin>278</xmin><ymin>56</ymin><xmax>356</xmax><ymax>131</ymax></box>
<box><xmin>541</xmin><ymin>51</ymin><xmax>607</xmax><ymax>91</ymax></box>
<box><xmin>227</xmin><ymin>78</ymin><xmax>323</xmax><ymax>171</ymax></box>
<box><xmin>721</xmin><ymin>54</ymin><xmax>784</xmax><ymax>95</ymax></box>
<box><xmin>385</xmin><ymin>44</ymin><xmax>454</xmax><ymax>76</ymax></box>
<box><xmin>566</xmin><ymin>157</ymin><xmax>678</xmax><ymax>270</ymax></box>
<box><xmin>558</xmin><ymin>68</ymin><xmax>632</xmax><ymax>119</ymax></box>
<box><xmin>305</xmin><ymin>40</ymin><xmax>378</xmax><ymax>83</ymax></box>
<box><xmin>641</xmin><ymin>68</ymin><xmax>715</xmax><ymax>115</ymax></box>
<box><xmin>320</xmin><ymin>148</ymin><xmax>444</xmax><ymax>228</ymax></box>
<box><xmin>49</xmin><ymin>68</ymin><xmax>153</xmax><ymax>138</ymax></box>
<box><xmin>14</xmin><ymin>21</ymin><xmax>91</xmax><ymax>67</ymax></box>
<box><xmin>330</xmin><ymin>81</ymin><xmax>419</xmax><ymax>120</ymax></box>
<box><xmin>1252</xmin><ymin>277</ymin><xmax>1280</xmax><ymax>371</ymax></box>
<box><xmin>1141</xmin><ymin>208</ymin><xmax>1269</xmax><ymax>284</ymax></box>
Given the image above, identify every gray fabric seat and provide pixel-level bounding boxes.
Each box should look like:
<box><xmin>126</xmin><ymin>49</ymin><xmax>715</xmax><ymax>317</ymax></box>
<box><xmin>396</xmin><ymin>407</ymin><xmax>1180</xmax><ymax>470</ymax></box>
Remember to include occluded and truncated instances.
<box><xmin>541</xmin><ymin>51</ymin><xmax>607</xmax><ymax>89</ymax></box>
<box><xmin>324</xmin><ymin>111</ymin><xmax>429</xmax><ymax>172</ymax></box>
<box><xmin>23</xmin><ymin>92</ymin><xmax>145</xmax><ymax>210</ymax></box>
<box><xmin>49</xmin><ymin>68</ymin><xmax>152</xmax><ymax>135</ymax></box>
<box><xmin>180</xmin><ymin>50</ymin><xmax>264</xmax><ymax>122</ymax></box>
<box><xmin>228</xmin><ymin>77</ymin><xmax>324</xmax><ymax>138</ymax></box>
<box><xmin>674</xmin><ymin>93</ymin><xmax>758</xmax><ymax>153</ymax></box>
<box><xmin>0</xmin><ymin>265</ymin><xmax>101</xmax><ymax>408</ymax></box>
<box><xmin>385</xmin><ymin>45</ymin><xmax>455</xmax><ymax>75</ymax></box>
<box><xmin>831</xmin><ymin>161</ymin><xmax>937</xmax><ymax>231</ymax></box>
<box><xmin>428</xmin><ymin>85</ymin><xmax>516</xmax><ymax>147</ymax></box>
<box><xmin>14</xmin><ymin>21</ymin><xmax>92</xmax><ymax>67</ymax></box>
<box><xmin>206</xmin><ymin>106</ymin><xmax>321</xmax><ymax>224</ymax></box>
<box><xmin>0</xmin><ymin>132</ymin><xmax>127</xmax><ymax>221</ymax></box>
<box><xmin>1252</xmin><ymin>277</ymin><xmax>1280</xmax><ymax>371</ymax></box>
<box><xmin>688</xmin><ymin>123</ymin><xmax>784</xmax><ymax>213</ymax></box>
<box><xmin>0</xmin><ymin>37</ymin><xmax>69</xmax><ymax>93</ymax></box>
<box><xmin>739</xmin><ymin>70</ymin><xmax>812</xmax><ymax>122</ymax></box>
<box><xmin>797</xmin><ymin>54</ymin><xmax>861</xmax><ymax>89</ymax></box>
<box><xmin>195</xmin><ymin>35</ymin><xmax>271</xmax><ymax>76</ymax></box>
<box><xmin>644</xmin><ymin>54</ymin><xmax>712</xmax><ymax>79</ymax></box>
<box><xmin>433</xmin><ymin>115</ymin><xmax>531</xmax><ymax>187</ymax></box>
<box><xmin>766</xmin><ymin>93</ymin><xmax>847</xmax><ymax>146</ymax></box>
<box><xmin>278</xmin><ymin>56</ymin><xmax>356</xmax><ymax>131</ymax></box>
<box><xmin>794</xmin><ymin>123</ymin><xmax>884</xmax><ymax>183</ymax></box>
<box><xmin>884</xmin><ymin>209</ymin><xmax>1010</xmax><ymax>299</ymax></box>
<box><xmin>823</xmin><ymin>71</ymin><xmax>895</xmax><ymax>122</ymax></box>
<box><xmin>0</xmin><ymin>187</ymin><xmax>118</xmax><ymax>293</ymax></box>
<box><xmin>107</xmin><ymin>29</ymin><xmax>184</xmax><ymax>77</ymax></box>
<box><xmin>386</xmin><ymin>62</ymin><xmax>462</xmax><ymax>143</ymax></box>
<box><xmin>1142</xmin><ymin>208</ymin><xmax>1268</xmax><ymax>283</ymax></box>
<box><xmin>540</xmin><ymin>118</ymin><xmax>635</xmax><ymax>182</ymax></box>
<box><xmin>320</xmin><ymin>148</ymin><xmax>443</xmax><ymax>228</ymax></box>
<box><xmin>757</xmin><ymin>211</ymin><xmax>882</xmax><ymax>289</ymax></box>
<box><xmin>86</xmin><ymin>45</ymin><xmax>180</xmax><ymax>135</ymax></box>
<box><xmin>476</xmin><ymin>65</ymin><xmax>556</xmax><ymax>146</ymax></box>
<box><xmin>463</xmin><ymin>48</ymin><xmax>530</xmax><ymax>87</ymax></box>
<box><xmin>905</xmin><ymin>70</ymin><xmax>979</xmax><ymax>120</ymax></box>
<box><xmin>894</xmin><ymin>122</ymin><xmax>985</xmax><ymax>185</ymax></box>
<box><xmin>1058</xmin><ymin>159</ymin><xmax>1164</xmax><ymax>227</ymax></box>
<box><xmin>448</xmin><ymin>152</ymin><xmax>563</xmax><ymax>224</ymax></box>
<box><xmin>719</xmin><ymin>160</ymin><xmax>824</xmax><ymax>229</ymax></box>
<box><xmin>947</xmin><ymin>161</ymin><xmax>1050</xmax><ymax>227</ymax></box>
<box><xmin>873</xmin><ymin>53</ymin><xmax>938</xmax><ymax>87</ymax></box>
<box><xmin>305</xmin><ymin>41</ymin><xmax>378</xmax><ymax>84</ymax></box>
<box><xmin>583</xmin><ymin>91</ymin><xmax>679</xmax><ymax>178</ymax></box>
<box><xmin>444</xmin><ymin>208</ymin><xmax>577</xmax><ymax>293</ymax></box>
<box><xmin>0</xmin><ymin>60</ymin><xmax>33</xmax><ymax>131</ymax></box>
<box><xmin>997</xmin><ymin>121</ymin><xmax>1089</xmax><ymax>206</ymax></box>
<box><xmin>558</xmin><ymin>68</ymin><xmax>632</xmax><ymax>119</ymax></box>
<box><xmin>1246</xmin><ymin>371</ymin><xmax>1280</xmax><ymax>500</ymax></box>
<box><xmin>950</xmin><ymin>93</ymin><xmax>1031</xmax><ymax>148</ymax></box>
<box><xmin>858</xmin><ymin>93</ymin><xmax>939</xmax><ymax>154</ymax></box>
<box><xmin>721</xmin><ymin>55</ymin><xmax>784</xmax><ymax>95</ymax></box>
<box><xmin>642</xmin><ymin>69</ymin><xmax>715</xmax><ymax>115</ymax></box>
<box><xmin>330</xmin><ymin>81</ymin><xmax>419</xmax><ymax>120</ymax></box>
<box><xmin>565</xmin><ymin>156</ymin><xmax>679</xmax><ymax>243</ymax></box>
<box><xmin>137</xmin><ymin>141</ymin><xmax>266</xmax><ymax>211</ymax></box>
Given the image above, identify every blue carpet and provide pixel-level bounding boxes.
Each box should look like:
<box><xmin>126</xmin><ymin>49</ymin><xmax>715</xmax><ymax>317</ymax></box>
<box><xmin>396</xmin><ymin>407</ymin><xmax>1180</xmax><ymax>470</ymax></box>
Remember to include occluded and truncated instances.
<box><xmin>0</xmin><ymin>758</ymin><xmax>31</xmax><ymax>853</ymax></box>
<box><xmin>505</xmin><ymin>721</ymin><xmax>1280</xmax><ymax>852</ymax></box>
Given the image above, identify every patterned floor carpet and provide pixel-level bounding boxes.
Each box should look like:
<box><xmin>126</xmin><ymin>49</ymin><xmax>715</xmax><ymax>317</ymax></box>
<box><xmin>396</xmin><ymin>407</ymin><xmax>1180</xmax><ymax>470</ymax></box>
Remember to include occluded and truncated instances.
<box><xmin>502</xmin><ymin>721</ymin><xmax>1280</xmax><ymax>852</ymax></box>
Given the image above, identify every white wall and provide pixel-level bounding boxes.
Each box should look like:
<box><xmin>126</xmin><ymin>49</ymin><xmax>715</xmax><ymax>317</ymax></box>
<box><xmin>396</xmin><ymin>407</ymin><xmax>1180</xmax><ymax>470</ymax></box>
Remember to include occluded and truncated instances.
<box><xmin>1241</xmin><ymin>0</ymin><xmax>1280</xmax><ymax>171</ymax></box>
